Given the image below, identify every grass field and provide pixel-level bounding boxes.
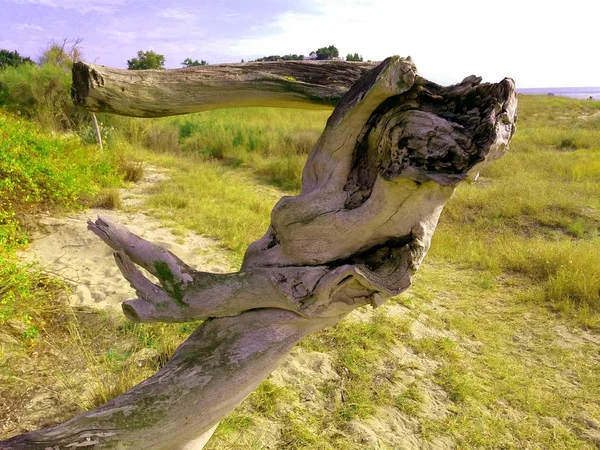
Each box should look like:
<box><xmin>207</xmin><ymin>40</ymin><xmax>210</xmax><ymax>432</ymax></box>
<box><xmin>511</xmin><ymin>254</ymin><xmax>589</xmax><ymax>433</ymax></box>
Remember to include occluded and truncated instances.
<box><xmin>1</xmin><ymin>90</ymin><xmax>599</xmax><ymax>448</ymax></box>
<box><xmin>116</xmin><ymin>95</ymin><xmax>600</xmax><ymax>448</ymax></box>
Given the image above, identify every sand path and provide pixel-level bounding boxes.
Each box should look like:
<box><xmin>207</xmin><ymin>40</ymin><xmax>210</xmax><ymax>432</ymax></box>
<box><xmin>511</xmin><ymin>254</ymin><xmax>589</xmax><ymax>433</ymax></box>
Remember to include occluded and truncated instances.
<box><xmin>19</xmin><ymin>166</ymin><xmax>232</xmax><ymax>311</ymax></box>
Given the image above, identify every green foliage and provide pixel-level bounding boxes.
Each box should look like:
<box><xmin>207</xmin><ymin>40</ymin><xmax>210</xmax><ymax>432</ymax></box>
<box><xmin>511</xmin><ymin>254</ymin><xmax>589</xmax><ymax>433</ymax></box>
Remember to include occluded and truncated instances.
<box><xmin>394</xmin><ymin>383</ymin><xmax>425</xmax><ymax>415</ymax></box>
<box><xmin>0</xmin><ymin>38</ymin><xmax>86</xmax><ymax>131</ymax></box>
<box><xmin>315</xmin><ymin>45</ymin><xmax>339</xmax><ymax>60</ymax></box>
<box><xmin>0</xmin><ymin>111</ymin><xmax>121</xmax><ymax>336</ymax></box>
<box><xmin>91</xmin><ymin>188</ymin><xmax>122</xmax><ymax>209</ymax></box>
<box><xmin>120</xmin><ymin>161</ymin><xmax>145</xmax><ymax>182</ymax></box>
<box><xmin>345</xmin><ymin>53</ymin><xmax>363</xmax><ymax>62</ymax></box>
<box><xmin>168</xmin><ymin>108</ymin><xmax>326</xmax><ymax>190</ymax></box>
<box><xmin>0</xmin><ymin>49</ymin><xmax>33</xmax><ymax>70</ymax></box>
<box><xmin>0</xmin><ymin>112</ymin><xmax>119</xmax><ymax>220</ymax></box>
<box><xmin>127</xmin><ymin>50</ymin><xmax>165</xmax><ymax>70</ymax></box>
<box><xmin>255</xmin><ymin>54</ymin><xmax>304</xmax><ymax>62</ymax></box>
<box><xmin>181</xmin><ymin>58</ymin><xmax>207</xmax><ymax>67</ymax></box>
<box><xmin>213</xmin><ymin>413</ymin><xmax>254</xmax><ymax>436</ymax></box>
<box><xmin>0</xmin><ymin>61</ymin><xmax>89</xmax><ymax>130</ymax></box>
<box><xmin>248</xmin><ymin>380</ymin><xmax>293</xmax><ymax>416</ymax></box>
<box><xmin>79</xmin><ymin>119</ymin><xmax>115</xmax><ymax>146</ymax></box>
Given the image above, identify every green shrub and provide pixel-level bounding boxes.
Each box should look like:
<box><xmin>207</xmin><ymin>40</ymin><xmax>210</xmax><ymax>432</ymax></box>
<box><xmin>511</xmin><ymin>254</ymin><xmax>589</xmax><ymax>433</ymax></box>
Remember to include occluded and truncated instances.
<box><xmin>0</xmin><ymin>111</ymin><xmax>120</xmax><ymax>219</ymax></box>
<box><xmin>120</xmin><ymin>161</ymin><xmax>145</xmax><ymax>182</ymax></box>
<box><xmin>164</xmin><ymin>108</ymin><xmax>327</xmax><ymax>189</ymax></box>
<box><xmin>0</xmin><ymin>63</ymin><xmax>89</xmax><ymax>131</ymax></box>
<box><xmin>79</xmin><ymin>120</ymin><xmax>115</xmax><ymax>147</ymax></box>
<box><xmin>144</xmin><ymin>126</ymin><xmax>179</xmax><ymax>153</ymax></box>
<box><xmin>0</xmin><ymin>111</ymin><xmax>121</xmax><ymax>336</ymax></box>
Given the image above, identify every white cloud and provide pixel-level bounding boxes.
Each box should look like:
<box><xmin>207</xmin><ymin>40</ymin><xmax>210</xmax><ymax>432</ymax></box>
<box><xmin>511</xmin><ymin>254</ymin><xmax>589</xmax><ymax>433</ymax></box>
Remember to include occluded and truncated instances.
<box><xmin>159</xmin><ymin>8</ymin><xmax>192</xmax><ymax>21</ymax></box>
<box><xmin>8</xmin><ymin>0</ymin><xmax>597</xmax><ymax>86</ymax></box>
<box><xmin>0</xmin><ymin>39</ymin><xmax>23</xmax><ymax>51</ymax></box>
<box><xmin>10</xmin><ymin>0</ymin><xmax>125</xmax><ymax>14</ymax></box>
<box><xmin>104</xmin><ymin>29</ymin><xmax>139</xmax><ymax>41</ymax></box>
<box><xmin>229</xmin><ymin>0</ymin><xmax>600</xmax><ymax>87</ymax></box>
<box><xmin>13</xmin><ymin>23</ymin><xmax>44</xmax><ymax>32</ymax></box>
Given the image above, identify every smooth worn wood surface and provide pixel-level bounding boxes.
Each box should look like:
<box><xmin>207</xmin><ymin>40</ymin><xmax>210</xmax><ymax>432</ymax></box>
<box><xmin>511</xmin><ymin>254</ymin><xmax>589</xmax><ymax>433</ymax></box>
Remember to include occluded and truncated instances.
<box><xmin>71</xmin><ymin>60</ymin><xmax>377</xmax><ymax>117</ymax></box>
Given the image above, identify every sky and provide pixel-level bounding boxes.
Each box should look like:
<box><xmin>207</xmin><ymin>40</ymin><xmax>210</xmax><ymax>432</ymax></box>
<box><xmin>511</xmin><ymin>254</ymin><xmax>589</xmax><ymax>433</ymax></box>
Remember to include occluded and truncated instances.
<box><xmin>0</xmin><ymin>0</ymin><xmax>598</xmax><ymax>88</ymax></box>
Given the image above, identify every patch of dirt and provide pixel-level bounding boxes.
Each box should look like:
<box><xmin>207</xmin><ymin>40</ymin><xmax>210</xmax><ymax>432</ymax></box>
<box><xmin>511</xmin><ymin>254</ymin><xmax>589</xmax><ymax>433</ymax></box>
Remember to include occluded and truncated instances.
<box><xmin>271</xmin><ymin>306</ymin><xmax>456</xmax><ymax>449</ymax></box>
<box><xmin>552</xmin><ymin>324</ymin><xmax>600</xmax><ymax>349</ymax></box>
<box><xmin>19</xmin><ymin>166</ymin><xmax>233</xmax><ymax>311</ymax></box>
<box><xmin>579</xmin><ymin>110</ymin><xmax>600</xmax><ymax>121</ymax></box>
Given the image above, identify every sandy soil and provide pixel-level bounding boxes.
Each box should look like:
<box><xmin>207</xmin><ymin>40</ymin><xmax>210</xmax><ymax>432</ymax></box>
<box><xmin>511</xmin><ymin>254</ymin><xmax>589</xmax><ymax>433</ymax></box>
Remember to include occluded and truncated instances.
<box><xmin>19</xmin><ymin>166</ymin><xmax>233</xmax><ymax>311</ymax></box>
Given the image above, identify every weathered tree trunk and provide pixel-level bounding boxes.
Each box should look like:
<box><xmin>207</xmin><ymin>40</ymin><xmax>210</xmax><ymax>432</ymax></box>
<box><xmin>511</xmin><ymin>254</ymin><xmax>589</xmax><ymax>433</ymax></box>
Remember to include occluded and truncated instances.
<box><xmin>71</xmin><ymin>60</ymin><xmax>377</xmax><ymax>117</ymax></box>
<box><xmin>1</xmin><ymin>56</ymin><xmax>517</xmax><ymax>449</ymax></box>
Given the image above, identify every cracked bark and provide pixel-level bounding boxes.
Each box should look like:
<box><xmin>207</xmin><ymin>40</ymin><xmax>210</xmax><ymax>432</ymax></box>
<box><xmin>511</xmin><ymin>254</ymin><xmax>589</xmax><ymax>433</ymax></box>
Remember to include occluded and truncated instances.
<box><xmin>1</xmin><ymin>56</ymin><xmax>517</xmax><ymax>449</ymax></box>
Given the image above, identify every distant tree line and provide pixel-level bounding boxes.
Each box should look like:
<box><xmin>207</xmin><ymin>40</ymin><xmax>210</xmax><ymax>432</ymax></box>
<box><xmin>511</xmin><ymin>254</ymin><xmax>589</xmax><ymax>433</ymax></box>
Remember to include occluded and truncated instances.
<box><xmin>255</xmin><ymin>54</ymin><xmax>304</xmax><ymax>62</ymax></box>
<box><xmin>315</xmin><ymin>45</ymin><xmax>339</xmax><ymax>60</ymax></box>
<box><xmin>181</xmin><ymin>58</ymin><xmax>208</xmax><ymax>67</ymax></box>
<box><xmin>252</xmin><ymin>45</ymin><xmax>364</xmax><ymax>62</ymax></box>
<box><xmin>124</xmin><ymin>45</ymin><xmax>363</xmax><ymax>69</ymax></box>
<box><xmin>126</xmin><ymin>52</ymin><xmax>210</xmax><ymax>70</ymax></box>
<box><xmin>0</xmin><ymin>49</ymin><xmax>33</xmax><ymax>69</ymax></box>
<box><xmin>346</xmin><ymin>53</ymin><xmax>363</xmax><ymax>62</ymax></box>
<box><xmin>127</xmin><ymin>50</ymin><xmax>166</xmax><ymax>70</ymax></box>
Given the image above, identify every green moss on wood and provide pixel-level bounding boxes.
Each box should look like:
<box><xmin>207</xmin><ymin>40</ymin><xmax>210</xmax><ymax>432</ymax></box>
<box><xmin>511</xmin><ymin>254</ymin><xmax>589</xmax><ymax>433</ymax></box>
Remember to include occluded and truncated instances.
<box><xmin>153</xmin><ymin>260</ymin><xmax>188</xmax><ymax>307</ymax></box>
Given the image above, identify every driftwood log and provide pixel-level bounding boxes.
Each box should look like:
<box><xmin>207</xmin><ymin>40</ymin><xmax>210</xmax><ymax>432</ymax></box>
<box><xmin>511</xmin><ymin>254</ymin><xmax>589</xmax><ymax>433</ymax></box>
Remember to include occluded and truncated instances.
<box><xmin>70</xmin><ymin>60</ymin><xmax>377</xmax><ymax>116</ymax></box>
<box><xmin>1</xmin><ymin>57</ymin><xmax>517</xmax><ymax>449</ymax></box>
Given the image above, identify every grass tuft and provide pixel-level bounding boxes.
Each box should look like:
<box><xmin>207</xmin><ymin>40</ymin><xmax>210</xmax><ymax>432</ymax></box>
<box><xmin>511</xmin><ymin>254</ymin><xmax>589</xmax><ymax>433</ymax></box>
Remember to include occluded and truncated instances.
<box><xmin>92</xmin><ymin>189</ymin><xmax>122</xmax><ymax>209</ymax></box>
<box><xmin>120</xmin><ymin>161</ymin><xmax>145</xmax><ymax>182</ymax></box>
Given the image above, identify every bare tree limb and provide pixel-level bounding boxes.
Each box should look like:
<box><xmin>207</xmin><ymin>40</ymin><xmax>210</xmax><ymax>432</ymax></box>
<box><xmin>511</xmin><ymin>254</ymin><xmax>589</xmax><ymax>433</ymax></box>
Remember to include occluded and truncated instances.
<box><xmin>71</xmin><ymin>60</ymin><xmax>377</xmax><ymax>117</ymax></box>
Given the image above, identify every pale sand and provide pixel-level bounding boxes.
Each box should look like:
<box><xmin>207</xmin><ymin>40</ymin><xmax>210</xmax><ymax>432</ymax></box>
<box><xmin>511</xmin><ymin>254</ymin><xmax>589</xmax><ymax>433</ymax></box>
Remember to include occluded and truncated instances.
<box><xmin>18</xmin><ymin>166</ymin><xmax>232</xmax><ymax>310</ymax></box>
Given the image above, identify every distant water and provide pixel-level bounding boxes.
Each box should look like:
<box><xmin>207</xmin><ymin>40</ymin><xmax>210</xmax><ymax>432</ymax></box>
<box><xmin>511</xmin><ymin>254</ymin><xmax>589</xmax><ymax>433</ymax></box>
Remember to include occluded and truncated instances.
<box><xmin>518</xmin><ymin>87</ymin><xmax>600</xmax><ymax>100</ymax></box>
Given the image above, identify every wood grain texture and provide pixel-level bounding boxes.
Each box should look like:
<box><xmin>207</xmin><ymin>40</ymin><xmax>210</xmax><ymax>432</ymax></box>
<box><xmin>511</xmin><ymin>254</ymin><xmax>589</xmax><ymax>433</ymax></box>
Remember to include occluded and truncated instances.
<box><xmin>71</xmin><ymin>60</ymin><xmax>377</xmax><ymax>117</ymax></box>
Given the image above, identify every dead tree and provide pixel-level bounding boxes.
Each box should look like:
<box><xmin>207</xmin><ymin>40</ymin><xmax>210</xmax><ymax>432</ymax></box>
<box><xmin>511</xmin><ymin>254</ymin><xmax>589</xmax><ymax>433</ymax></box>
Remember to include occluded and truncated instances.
<box><xmin>1</xmin><ymin>57</ymin><xmax>516</xmax><ymax>449</ymax></box>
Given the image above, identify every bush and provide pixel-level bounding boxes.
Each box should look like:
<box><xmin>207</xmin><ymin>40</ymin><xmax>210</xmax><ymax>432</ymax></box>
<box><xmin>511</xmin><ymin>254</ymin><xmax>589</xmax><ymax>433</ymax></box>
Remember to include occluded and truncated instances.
<box><xmin>0</xmin><ymin>111</ymin><xmax>121</xmax><ymax>329</ymax></box>
<box><xmin>38</xmin><ymin>38</ymin><xmax>83</xmax><ymax>70</ymax></box>
<box><xmin>0</xmin><ymin>63</ymin><xmax>89</xmax><ymax>131</ymax></box>
<box><xmin>0</xmin><ymin>111</ymin><xmax>120</xmax><ymax>226</ymax></box>
<box><xmin>180</xmin><ymin>134</ymin><xmax>229</xmax><ymax>159</ymax></box>
<box><xmin>144</xmin><ymin>126</ymin><xmax>180</xmax><ymax>153</ymax></box>
<box><xmin>92</xmin><ymin>189</ymin><xmax>122</xmax><ymax>209</ymax></box>
<box><xmin>127</xmin><ymin>50</ymin><xmax>165</xmax><ymax>70</ymax></box>
<box><xmin>120</xmin><ymin>161</ymin><xmax>145</xmax><ymax>182</ymax></box>
<box><xmin>79</xmin><ymin>120</ymin><xmax>115</xmax><ymax>147</ymax></box>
